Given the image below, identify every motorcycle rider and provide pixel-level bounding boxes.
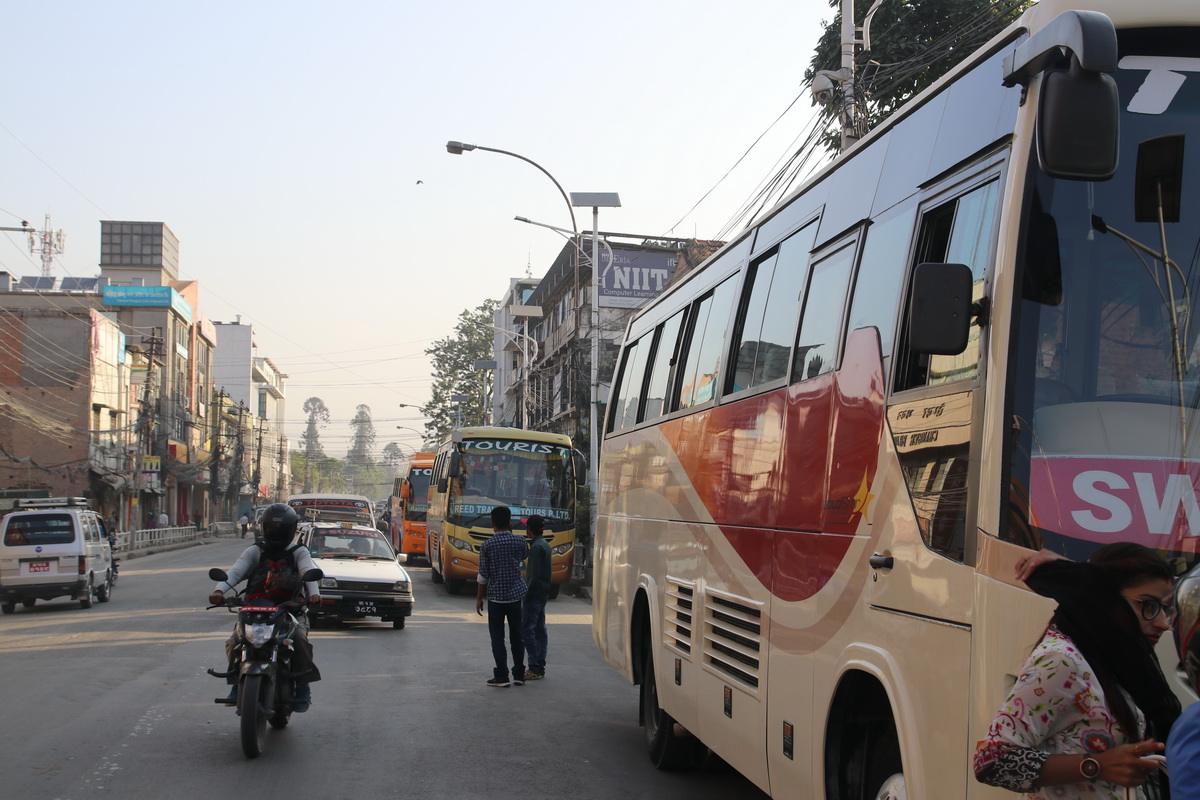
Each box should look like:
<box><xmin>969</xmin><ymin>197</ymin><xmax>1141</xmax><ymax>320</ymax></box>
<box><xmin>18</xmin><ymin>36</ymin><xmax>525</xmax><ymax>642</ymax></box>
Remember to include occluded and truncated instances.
<box><xmin>208</xmin><ymin>503</ymin><xmax>322</xmax><ymax>711</ymax></box>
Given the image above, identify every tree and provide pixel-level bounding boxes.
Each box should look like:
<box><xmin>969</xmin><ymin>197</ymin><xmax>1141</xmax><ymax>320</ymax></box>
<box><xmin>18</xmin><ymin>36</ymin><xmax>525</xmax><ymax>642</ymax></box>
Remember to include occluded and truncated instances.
<box><xmin>380</xmin><ymin>442</ymin><xmax>406</xmax><ymax>474</ymax></box>
<box><xmin>806</xmin><ymin>0</ymin><xmax>1032</xmax><ymax>152</ymax></box>
<box><xmin>299</xmin><ymin>397</ymin><xmax>331</xmax><ymax>491</ymax></box>
<box><xmin>346</xmin><ymin>404</ymin><xmax>377</xmax><ymax>465</ymax></box>
<box><xmin>422</xmin><ymin>299</ymin><xmax>499</xmax><ymax>442</ymax></box>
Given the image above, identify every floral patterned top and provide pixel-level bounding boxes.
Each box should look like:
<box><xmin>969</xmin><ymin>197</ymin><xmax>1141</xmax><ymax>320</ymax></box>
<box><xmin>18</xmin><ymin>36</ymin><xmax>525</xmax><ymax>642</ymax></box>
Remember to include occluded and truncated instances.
<box><xmin>974</xmin><ymin>626</ymin><xmax>1145</xmax><ymax>799</ymax></box>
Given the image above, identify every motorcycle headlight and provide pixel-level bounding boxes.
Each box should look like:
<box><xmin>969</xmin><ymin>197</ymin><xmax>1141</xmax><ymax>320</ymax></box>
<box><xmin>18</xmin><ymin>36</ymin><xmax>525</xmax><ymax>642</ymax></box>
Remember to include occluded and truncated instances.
<box><xmin>393</xmin><ymin>580</ymin><xmax>411</xmax><ymax>593</ymax></box>
<box><xmin>320</xmin><ymin>577</ymin><xmax>338</xmax><ymax>589</ymax></box>
<box><xmin>551</xmin><ymin>542</ymin><xmax>573</xmax><ymax>556</ymax></box>
<box><xmin>448</xmin><ymin>536</ymin><xmax>474</xmax><ymax>552</ymax></box>
<box><xmin>245</xmin><ymin>623</ymin><xmax>275</xmax><ymax>647</ymax></box>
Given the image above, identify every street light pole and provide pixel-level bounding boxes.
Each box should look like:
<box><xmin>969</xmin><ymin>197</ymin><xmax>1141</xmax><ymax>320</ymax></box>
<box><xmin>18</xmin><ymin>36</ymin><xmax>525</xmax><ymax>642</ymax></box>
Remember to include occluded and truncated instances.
<box><xmin>570</xmin><ymin>192</ymin><xmax>621</xmax><ymax>536</ymax></box>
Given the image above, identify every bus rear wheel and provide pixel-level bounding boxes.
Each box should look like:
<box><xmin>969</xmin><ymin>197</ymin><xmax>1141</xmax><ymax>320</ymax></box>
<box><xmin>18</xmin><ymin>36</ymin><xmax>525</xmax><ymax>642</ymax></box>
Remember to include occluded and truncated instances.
<box><xmin>641</xmin><ymin>646</ymin><xmax>696</xmax><ymax>770</ymax></box>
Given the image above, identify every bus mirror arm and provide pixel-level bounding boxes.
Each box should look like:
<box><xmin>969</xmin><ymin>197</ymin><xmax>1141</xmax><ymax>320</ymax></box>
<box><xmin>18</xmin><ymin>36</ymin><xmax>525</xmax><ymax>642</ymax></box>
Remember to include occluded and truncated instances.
<box><xmin>1002</xmin><ymin>10</ymin><xmax>1117</xmax><ymax>88</ymax></box>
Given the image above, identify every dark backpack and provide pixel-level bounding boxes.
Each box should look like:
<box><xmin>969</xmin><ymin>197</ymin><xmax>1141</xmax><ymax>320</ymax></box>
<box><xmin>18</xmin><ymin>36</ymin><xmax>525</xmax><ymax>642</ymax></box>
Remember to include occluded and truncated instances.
<box><xmin>247</xmin><ymin>543</ymin><xmax>303</xmax><ymax>603</ymax></box>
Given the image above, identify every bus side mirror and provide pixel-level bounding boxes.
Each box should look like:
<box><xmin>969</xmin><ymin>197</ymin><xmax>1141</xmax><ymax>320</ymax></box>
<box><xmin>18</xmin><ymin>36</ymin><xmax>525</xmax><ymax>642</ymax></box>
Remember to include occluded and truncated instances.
<box><xmin>448</xmin><ymin>452</ymin><xmax>462</xmax><ymax>479</ymax></box>
<box><xmin>908</xmin><ymin>263</ymin><xmax>973</xmax><ymax>355</ymax></box>
<box><xmin>437</xmin><ymin>477</ymin><xmax>448</xmax><ymax>493</ymax></box>
<box><xmin>572</xmin><ymin>451</ymin><xmax>587</xmax><ymax>486</ymax></box>
<box><xmin>400</xmin><ymin>479</ymin><xmax>411</xmax><ymax>501</ymax></box>
<box><xmin>1037</xmin><ymin>57</ymin><xmax>1119</xmax><ymax>181</ymax></box>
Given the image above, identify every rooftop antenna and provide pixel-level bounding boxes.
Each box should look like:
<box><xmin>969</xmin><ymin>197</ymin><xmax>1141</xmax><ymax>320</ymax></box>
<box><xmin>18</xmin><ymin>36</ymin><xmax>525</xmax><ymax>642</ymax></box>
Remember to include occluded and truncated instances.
<box><xmin>526</xmin><ymin>248</ymin><xmax>532</xmax><ymax>279</ymax></box>
<box><xmin>28</xmin><ymin>214</ymin><xmax>65</xmax><ymax>278</ymax></box>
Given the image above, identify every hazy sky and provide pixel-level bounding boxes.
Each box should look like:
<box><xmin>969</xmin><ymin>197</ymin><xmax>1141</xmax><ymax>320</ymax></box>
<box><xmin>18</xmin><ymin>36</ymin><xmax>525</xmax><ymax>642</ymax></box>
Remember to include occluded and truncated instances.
<box><xmin>1</xmin><ymin>0</ymin><xmax>831</xmax><ymax>458</ymax></box>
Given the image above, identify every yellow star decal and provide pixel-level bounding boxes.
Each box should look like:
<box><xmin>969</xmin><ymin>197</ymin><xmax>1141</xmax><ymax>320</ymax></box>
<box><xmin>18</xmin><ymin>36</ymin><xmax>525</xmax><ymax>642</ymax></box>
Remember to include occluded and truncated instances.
<box><xmin>853</xmin><ymin>470</ymin><xmax>875</xmax><ymax>522</ymax></box>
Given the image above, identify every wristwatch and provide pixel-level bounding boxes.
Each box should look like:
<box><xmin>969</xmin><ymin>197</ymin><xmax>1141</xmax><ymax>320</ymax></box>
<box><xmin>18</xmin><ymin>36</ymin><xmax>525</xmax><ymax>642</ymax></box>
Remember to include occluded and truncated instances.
<box><xmin>1079</xmin><ymin>756</ymin><xmax>1101</xmax><ymax>780</ymax></box>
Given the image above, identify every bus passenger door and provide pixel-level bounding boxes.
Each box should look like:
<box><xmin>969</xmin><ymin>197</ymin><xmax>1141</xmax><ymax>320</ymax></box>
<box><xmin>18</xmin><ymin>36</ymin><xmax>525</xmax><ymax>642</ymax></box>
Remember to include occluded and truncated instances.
<box><xmin>851</xmin><ymin>171</ymin><xmax>1001</xmax><ymax>797</ymax></box>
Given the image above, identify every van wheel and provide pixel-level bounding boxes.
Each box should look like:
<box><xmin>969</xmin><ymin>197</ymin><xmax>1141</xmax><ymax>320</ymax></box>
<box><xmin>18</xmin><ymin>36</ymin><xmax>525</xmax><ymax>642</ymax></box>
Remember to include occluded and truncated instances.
<box><xmin>96</xmin><ymin>572</ymin><xmax>113</xmax><ymax>603</ymax></box>
<box><xmin>1</xmin><ymin>601</ymin><xmax>14</xmax><ymax>614</ymax></box>
<box><xmin>79</xmin><ymin>578</ymin><xmax>94</xmax><ymax>609</ymax></box>
<box><xmin>392</xmin><ymin>617</ymin><xmax>406</xmax><ymax>629</ymax></box>
<box><xmin>22</xmin><ymin>598</ymin><xmax>36</xmax><ymax>608</ymax></box>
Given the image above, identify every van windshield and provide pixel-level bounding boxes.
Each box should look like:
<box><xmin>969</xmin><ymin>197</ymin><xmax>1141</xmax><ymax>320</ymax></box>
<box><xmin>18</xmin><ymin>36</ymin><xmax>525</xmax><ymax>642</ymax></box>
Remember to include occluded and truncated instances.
<box><xmin>4</xmin><ymin>514</ymin><xmax>75</xmax><ymax>546</ymax></box>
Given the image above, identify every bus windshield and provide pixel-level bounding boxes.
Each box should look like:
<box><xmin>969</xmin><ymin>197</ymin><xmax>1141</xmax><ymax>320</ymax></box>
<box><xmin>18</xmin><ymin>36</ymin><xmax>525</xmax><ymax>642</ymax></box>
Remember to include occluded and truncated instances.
<box><xmin>405</xmin><ymin>467</ymin><xmax>431</xmax><ymax>522</ymax></box>
<box><xmin>1007</xmin><ymin>32</ymin><xmax>1200</xmax><ymax>565</ymax></box>
<box><xmin>452</xmin><ymin>438</ymin><xmax>574</xmax><ymax>525</ymax></box>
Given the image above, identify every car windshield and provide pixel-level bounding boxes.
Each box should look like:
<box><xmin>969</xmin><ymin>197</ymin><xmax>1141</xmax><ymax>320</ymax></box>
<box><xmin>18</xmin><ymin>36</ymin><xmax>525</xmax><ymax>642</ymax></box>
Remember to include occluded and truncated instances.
<box><xmin>307</xmin><ymin>529</ymin><xmax>395</xmax><ymax>560</ymax></box>
<box><xmin>1003</xmin><ymin>31</ymin><xmax>1200</xmax><ymax>570</ymax></box>
<box><xmin>4</xmin><ymin>514</ymin><xmax>75</xmax><ymax>546</ymax></box>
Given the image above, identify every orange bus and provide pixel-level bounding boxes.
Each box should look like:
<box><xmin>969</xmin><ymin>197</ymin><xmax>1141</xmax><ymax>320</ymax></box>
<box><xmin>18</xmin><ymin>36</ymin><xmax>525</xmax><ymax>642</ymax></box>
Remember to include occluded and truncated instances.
<box><xmin>592</xmin><ymin>2</ymin><xmax>1199</xmax><ymax>797</ymax></box>
<box><xmin>396</xmin><ymin>452</ymin><xmax>434</xmax><ymax>562</ymax></box>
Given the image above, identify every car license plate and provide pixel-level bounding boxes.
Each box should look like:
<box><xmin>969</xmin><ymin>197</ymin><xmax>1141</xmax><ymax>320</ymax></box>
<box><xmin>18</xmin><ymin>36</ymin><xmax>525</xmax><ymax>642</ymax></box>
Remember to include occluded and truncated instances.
<box><xmin>25</xmin><ymin>561</ymin><xmax>51</xmax><ymax>574</ymax></box>
<box><xmin>354</xmin><ymin>601</ymin><xmax>376</xmax><ymax>614</ymax></box>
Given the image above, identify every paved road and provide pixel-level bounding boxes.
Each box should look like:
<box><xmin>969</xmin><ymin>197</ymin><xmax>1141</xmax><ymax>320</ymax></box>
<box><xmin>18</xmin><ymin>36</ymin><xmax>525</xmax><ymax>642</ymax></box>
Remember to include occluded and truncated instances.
<box><xmin>0</xmin><ymin>537</ymin><xmax>767</xmax><ymax>799</ymax></box>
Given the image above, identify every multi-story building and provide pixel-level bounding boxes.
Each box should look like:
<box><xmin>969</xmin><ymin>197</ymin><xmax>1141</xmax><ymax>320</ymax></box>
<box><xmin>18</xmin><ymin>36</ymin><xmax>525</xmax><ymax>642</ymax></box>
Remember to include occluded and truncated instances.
<box><xmin>212</xmin><ymin>318</ymin><xmax>289</xmax><ymax>517</ymax></box>
<box><xmin>97</xmin><ymin>221</ymin><xmax>216</xmax><ymax>528</ymax></box>
<box><xmin>491</xmin><ymin>277</ymin><xmax>540</xmax><ymax>428</ymax></box>
<box><xmin>0</xmin><ymin>274</ymin><xmax>133</xmax><ymax>525</ymax></box>
<box><xmin>512</xmin><ymin>235</ymin><xmax>722</xmax><ymax>457</ymax></box>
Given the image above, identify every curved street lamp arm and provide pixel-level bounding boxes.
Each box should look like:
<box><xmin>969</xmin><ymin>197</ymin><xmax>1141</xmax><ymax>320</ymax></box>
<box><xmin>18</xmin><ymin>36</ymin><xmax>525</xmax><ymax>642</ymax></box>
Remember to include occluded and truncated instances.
<box><xmin>452</xmin><ymin>142</ymin><xmax>578</xmax><ymax>236</ymax></box>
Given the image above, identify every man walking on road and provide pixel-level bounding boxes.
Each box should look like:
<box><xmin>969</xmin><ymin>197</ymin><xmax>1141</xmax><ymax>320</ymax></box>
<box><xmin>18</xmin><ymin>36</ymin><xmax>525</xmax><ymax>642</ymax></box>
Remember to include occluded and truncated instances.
<box><xmin>238</xmin><ymin>513</ymin><xmax>249</xmax><ymax>539</ymax></box>
<box><xmin>521</xmin><ymin>515</ymin><xmax>551</xmax><ymax>680</ymax></box>
<box><xmin>475</xmin><ymin>506</ymin><xmax>528</xmax><ymax>687</ymax></box>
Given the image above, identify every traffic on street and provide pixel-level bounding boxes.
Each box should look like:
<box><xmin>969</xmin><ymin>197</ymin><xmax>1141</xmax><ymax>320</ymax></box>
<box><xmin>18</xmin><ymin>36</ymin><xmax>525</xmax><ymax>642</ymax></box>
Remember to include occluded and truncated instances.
<box><xmin>0</xmin><ymin>536</ymin><xmax>766</xmax><ymax>798</ymax></box>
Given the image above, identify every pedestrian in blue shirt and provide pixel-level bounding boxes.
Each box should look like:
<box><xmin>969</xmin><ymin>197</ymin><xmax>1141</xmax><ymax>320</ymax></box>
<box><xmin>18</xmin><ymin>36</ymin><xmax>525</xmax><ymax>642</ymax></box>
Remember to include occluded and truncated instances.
<box><xmin>521</xmin><ymin>515</ymin><xmax>552</xmax><ymax>680</ymax></box>
<box><xmin>475</xmin><ymin>506</ymin><xmax>528</xmax><ymax>687</ymax></box>
<box><xmin>1169</xmin><ymin>565</ymin><xmax>1200</xmax><ymax>799</ymax></box>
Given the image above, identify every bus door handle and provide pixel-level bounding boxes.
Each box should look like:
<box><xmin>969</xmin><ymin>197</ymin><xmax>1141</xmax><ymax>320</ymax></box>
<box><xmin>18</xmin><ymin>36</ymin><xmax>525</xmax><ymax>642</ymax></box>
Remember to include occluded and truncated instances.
<box><xmin>868</xmin><ymin>553</ymin><xmax>894</xmax><ymax>571</ymax></box>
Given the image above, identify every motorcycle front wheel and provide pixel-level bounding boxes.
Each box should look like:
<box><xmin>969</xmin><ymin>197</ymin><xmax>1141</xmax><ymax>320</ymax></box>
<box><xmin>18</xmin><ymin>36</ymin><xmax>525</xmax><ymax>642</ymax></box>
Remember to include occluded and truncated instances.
<box><xmin>238</xmin><ymin>675</ymin><xmax>269</xmax><ymax>758</ymax></box>
<box><xmin>269</xmin><ymin>678</ymin><xmax>292</xmax><ymax>729</ymax></box>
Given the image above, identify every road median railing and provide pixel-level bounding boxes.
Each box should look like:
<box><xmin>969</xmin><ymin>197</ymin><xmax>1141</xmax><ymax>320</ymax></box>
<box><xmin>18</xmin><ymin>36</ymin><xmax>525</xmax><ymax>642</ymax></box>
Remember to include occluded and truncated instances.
<box><xmin>116</xmin><ymin>525</ymin><xmax>209</xmax><ymax>557</ymax></box>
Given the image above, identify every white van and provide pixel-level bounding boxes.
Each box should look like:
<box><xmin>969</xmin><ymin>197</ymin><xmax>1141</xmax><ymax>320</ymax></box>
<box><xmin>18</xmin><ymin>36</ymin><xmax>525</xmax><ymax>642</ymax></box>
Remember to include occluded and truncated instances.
<box><xmin>0</xmin><ymin>497</ymin><xmax>115</xmax><ymax>613</ymax></box>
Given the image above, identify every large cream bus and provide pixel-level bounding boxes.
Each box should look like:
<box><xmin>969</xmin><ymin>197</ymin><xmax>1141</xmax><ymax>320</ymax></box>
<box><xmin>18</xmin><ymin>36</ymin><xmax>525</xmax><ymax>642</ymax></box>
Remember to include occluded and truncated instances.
<box><xmin>592</xmin><ymin>2</ymin><xmax>1200</xmax><ymax>798</ymax></box>
<box><xmin>427</xmin><ymin>427</ymin><xmax>582</xmax><ymax>598</ymax></box>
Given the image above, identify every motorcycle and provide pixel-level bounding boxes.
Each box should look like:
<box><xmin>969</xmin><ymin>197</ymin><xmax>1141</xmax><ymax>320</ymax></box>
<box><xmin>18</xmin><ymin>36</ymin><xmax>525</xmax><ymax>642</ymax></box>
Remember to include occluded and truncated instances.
<box><xmin>206</xmin><ymin>566</ymin><xmax>323</xmax><ymax>758</ymax></box>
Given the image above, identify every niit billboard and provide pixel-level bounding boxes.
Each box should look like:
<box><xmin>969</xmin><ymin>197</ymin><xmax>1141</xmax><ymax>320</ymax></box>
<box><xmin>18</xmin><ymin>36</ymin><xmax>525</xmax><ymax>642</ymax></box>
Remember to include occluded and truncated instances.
<box><xmin>597</xmin><ymin>247</ymin><xmax>678</xmax><ymax>309</ymax></box>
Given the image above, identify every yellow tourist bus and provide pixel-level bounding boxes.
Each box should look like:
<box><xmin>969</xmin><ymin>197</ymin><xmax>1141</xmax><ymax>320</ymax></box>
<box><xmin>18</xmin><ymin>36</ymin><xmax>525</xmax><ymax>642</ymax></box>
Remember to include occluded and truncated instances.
<box><xmin>427</xmin><ymin>427</ymin><xmax>581</xmax><ymax>598</ymax></box>
<box><xmin>592</xmin><ymin>2</ymin><xmax>1199</xmax><ymax>797</ymax></box>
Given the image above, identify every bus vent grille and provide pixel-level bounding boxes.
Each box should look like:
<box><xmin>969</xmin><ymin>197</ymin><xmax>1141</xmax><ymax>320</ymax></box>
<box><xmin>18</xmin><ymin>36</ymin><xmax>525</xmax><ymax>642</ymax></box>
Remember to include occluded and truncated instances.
<box><xmin>703</xmin><ymin>593</ymin><xmax>762</xmax><ymax>689</ymax></box>
<box><xmin>664</xmin><ymin>579</ymin><xmax>695</xmax><ymax>654</ymax></box>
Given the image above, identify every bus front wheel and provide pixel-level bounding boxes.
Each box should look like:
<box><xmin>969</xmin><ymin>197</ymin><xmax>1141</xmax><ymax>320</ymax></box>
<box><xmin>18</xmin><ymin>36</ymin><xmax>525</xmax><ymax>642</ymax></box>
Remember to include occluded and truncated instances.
<box><xmin>641</xmin><ymin>646</ymin><xmax>695</xmax><ymax>770</ymax></box>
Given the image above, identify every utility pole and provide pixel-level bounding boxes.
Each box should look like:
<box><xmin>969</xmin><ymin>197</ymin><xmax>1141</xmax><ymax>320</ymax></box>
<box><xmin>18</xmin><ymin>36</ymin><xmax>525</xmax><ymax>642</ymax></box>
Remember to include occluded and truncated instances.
<box><xmin>209</xmin><ymin>389</ymin><xmax>226</xmax><ymax>526</ymax></box>
<box><xmin>133</xmin><ymin>328</ymin><xmax>164</xmax><ymax>528</ymax></box>
<box><xmin>251</xmin><ymin>418</ymin><xmax>264</xmax><ymax>504</ymax></box>
<box><xmin>840</xmin><ymin>0</ymin><xmax>858</xmax><ymax>151</ymax></box>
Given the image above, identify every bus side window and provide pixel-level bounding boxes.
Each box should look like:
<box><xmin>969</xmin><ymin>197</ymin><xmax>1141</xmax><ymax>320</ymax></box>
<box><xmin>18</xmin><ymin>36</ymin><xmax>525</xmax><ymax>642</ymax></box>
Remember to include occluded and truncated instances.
<box><xmin>730</xmin><ymin>221</ymin><xmax>818</xmax><ymax>394</ymax></box>
<box><xmin>894</xmin><ymin>179</ymin><xmax>998</xmax><ymax>392</ymax></box>
<box><xmin>609</xmin><ymin>336</ymin><xmax>650</xmax><ymax>433</ymax></box>
<box><xmin>793</xmin><ymin>239</ymin><xmax>857</xmax><ymax>383</ymax></box>
<box><xmin>676</xmin><ymin>277</ymin><xmax>738</xmax><ymax>411</ymax></box>
<box><xmin>643</xmin><ymin>310</ymin><xmax>686</xmax><ymax>422</ymax></box>
<box><xmin>845</xmin><ymin>203</ymin><xmax>918</xmax><ymax>385</ymax></box>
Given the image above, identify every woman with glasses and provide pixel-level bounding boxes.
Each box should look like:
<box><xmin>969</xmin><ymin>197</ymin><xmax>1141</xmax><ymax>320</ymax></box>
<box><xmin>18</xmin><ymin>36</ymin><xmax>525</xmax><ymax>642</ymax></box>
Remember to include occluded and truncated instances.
<box><xmin>975</xmin><ymin>542</ymin><xmax>1181</xmax><ymax>799</ymax></box>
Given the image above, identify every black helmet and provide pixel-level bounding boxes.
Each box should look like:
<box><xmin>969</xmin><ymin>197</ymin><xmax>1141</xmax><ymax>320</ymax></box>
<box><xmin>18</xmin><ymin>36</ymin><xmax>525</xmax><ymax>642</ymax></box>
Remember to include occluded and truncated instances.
<box><xmin>1175</xmin><ymin>564</ymin><xmax>1200</xmax><ymax>694</ymax></box>
<box><xmin>259</xmin><ymin>503</ymin><xmax>298</xmax><ymax>549</ymax></box>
